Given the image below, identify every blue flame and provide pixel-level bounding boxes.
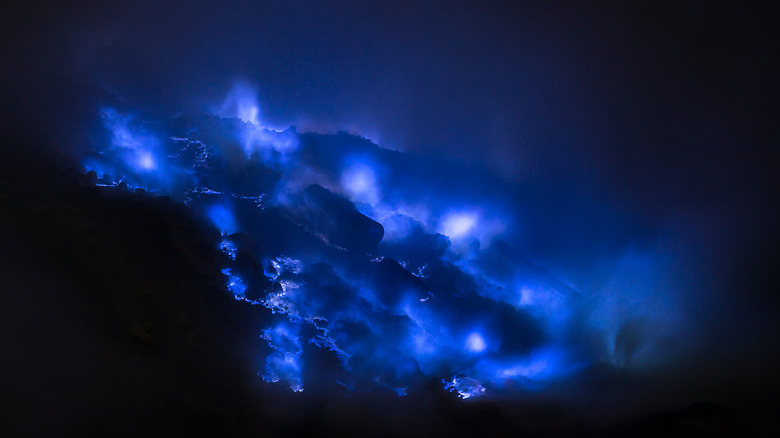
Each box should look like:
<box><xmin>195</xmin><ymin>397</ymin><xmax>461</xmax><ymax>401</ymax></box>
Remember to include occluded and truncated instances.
<box><xmin>214</xmin><ymin>83</ymin><xmax>299</xmax><ymax>160</ymax></box>
<box><xmin>261</xmin><ymin>323</ymin><xmax>304</xmax><ymax>392</ymax></box>
<box><xmin>443</xmin><ymin>376</ymin><xmax>486</xmax><ymax>399</ymax></box>
<box><xmin>341</xmin><ymin>161</ymin><xmax>380</xmax><ymax>206</ymax></box>
<box><xmin>221</xmin><ymin>268</ymin><xmax>247</xmax><ymax>299</ymax></box>
<box><xmin>78</xmin><ymin>86</ymin><xmax>684</xmax><ymax>399</ymax></box>
<box><xmin>206</xmin><ymin>204</ymin><xmax>239</xmax><ymax>236</ymax></box>
<box><xmin>441</xmin><ymin>212</ymin><xmax>477</xmax><ymax>240</ymax></box>
<box><xmin>215</xmin><ymin>82</ymin><xmax>262</xmax><ymax>125</ymax></box>
<box><xmin>465</xmin><ymin>332</ymin><xmax>488</xmax><ymax>354</ymax></box>
<box><xmin>220</xmin><ymin>239</ymin><xmax>238</xmax><ymax>260</ymax></box>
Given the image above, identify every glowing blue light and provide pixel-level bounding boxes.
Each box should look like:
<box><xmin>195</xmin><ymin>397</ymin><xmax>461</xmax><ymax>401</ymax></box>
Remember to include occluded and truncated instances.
<box><xmin>441</xmin><ymin>212</ymin><xmax>477</xmax><ymax>239</ymax></box>
<box><xmin>220</xmin><ymin>239</ymin><xmax>237</xmax><ymax>260</ymax></box>
<box><xmin>84</xmin><ymin>107</ymin><xmax>202</xmax><ymax>193</ymax></box>
<box><xmin>443</xmin><ymin>376</ymin><xmax>486</xmax><ymax>399</ymax></box>
<box><xmin>206</xmin><ymin>204</ymin><xmax>238</xmax><ymax>235</ymax></box>
<box><xmin>221</xmin><ymin>268</ymin><xmax>247</xmax><ymax>299</ymax></box>
<box><xmin>77</xmin><ymin>85</ymin><xmax>681</xmax><ymax>398</ymax></box>
<box><xmin>393</xmin><ymin>387</ymin><xmax>408</xmax><ymax>397</ymax></box>
<box><xmin>262</xmin><ymin>323</ymin><xmax>304</xmax><ymax>392</ymax></box>
<box><xmin>137</xmin><ymin>152</ymin><xmax>155</xmax><ymax>170</ymax></box>
<box><xmin>269</xmin><ymin>256</ymin><xmax>303</xmax><ymax>278</ymax></box>
<box><xmin>465</xmin><ymin>332</ymin><xmax>487</xmax><ymax>353</ymax></box>
<box><xmin>518</xmin><ymin>286</ymin><xmax>534</xmax><ymax>307</ymax></box>
<box><xmin>499</xmin><ymin>357</ymin><xmax>549</xmax><ymax>380</ymax></box>
<box><xmin>473</xmin><ymin>346</ymin><xmax>583</xmax><ymax>387</ymax></box>
<box><xmin>263</xmin><ymin>353</ymin><xmax>304</xmax><ymax>392</ymax></box>
<box><xmin>213</xmin><ymin>83</ymin><xmax>299</xmax><ymax>159</ymax></box>
<box><xmin>216</xmin><ymin>82</ymin><xmax>261</xmax><ymax>125</ymax></box>
<box><xmin>101</xmin><ymin>108</ymin><xmax>162</xmax><ymax>174</ymax></box>
<box><xmin>239</xmin><ymin>125</ymin><xmax>299</xmax><ymax>159</ymax></box>
<box><xmin>341</xmin><ymin>162</ymin><xmax>380</xmax><ymax>205</ymax></box>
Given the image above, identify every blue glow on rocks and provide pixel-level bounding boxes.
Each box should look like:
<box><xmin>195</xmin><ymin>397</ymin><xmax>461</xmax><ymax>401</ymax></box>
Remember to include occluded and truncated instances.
<box><xmin>221</xmin><ymin>268</ymin><xmax>247</xmax><ymax>299</ymax></box>
<box><xmin>220</xmin><ymin>239</ymin><xmax>237</xmax><ymax>260</ymax></box>
<box><xmin>443</xmin><ymin>376</ymin><xmax>486</xmax><ymax>399</ymax></box>
<box><xmin>261</xmin><ymin>323</ymin><xmax>304</xmax><ymax>392</ymax></box>
<box><xmin>77</xmin><ymin>86</ymin><xmax>683</xmax><ymax>399</ymax></box>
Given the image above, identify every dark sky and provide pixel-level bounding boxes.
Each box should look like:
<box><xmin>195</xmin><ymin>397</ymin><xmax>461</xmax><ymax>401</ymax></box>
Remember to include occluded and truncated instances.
<box><xmin>2</xmin><ymin>0</ymin><xmax>779</xmax><ymax>435</ymax></box>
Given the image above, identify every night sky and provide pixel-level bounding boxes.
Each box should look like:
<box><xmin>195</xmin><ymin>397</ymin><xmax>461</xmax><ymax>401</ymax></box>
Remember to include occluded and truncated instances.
<box><xmin>2</xmin><ymin>1</ymin><xmax>778</xmax><ymax>436</ymax></box>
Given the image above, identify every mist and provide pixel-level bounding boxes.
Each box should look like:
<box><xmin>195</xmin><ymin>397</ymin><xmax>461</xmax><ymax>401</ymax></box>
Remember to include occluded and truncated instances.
<box><xmin>1</xmin><ymin>1</ymin><xmax>778</xmax><ymax>436</ymax></box>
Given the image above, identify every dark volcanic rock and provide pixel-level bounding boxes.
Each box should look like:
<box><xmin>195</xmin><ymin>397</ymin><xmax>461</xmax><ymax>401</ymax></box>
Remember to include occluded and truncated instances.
<box><xmin>303</xmin><ymin>183</ymin><xmax>384</xmax><ymax>251</ymax></box>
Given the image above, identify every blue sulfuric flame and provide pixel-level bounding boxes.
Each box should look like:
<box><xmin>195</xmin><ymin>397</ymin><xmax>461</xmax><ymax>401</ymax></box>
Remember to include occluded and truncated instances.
<box><xmin>206</xmin><ymin>204</ymin><xmax>239</xmax><ymax>236</ymax></box>
<box><xmin>220</xmin><ymin>239</ymin><xmax>238</xmax><ymax>260</ymax></box>
<box><xmin>341</xmin><ymin>161</ymin><xmax>381</xmax><ymax>207</ymax></box>
<box><xmin>465</xmin><ymin>332</ymin><xmax>488</xmax><ymax>354</ymax></box>
<box><xmin>215</xmin><ymin>82</ymin><xmax>263</xmax><ymax>125</ymax></box>
<box><xmin>79</xmin><ymin>85</ymin><xmax>683</xmax><ymax>399</ymax></box>
<box><xmin>214</xmin><ymin>83</ymin><xmax>299</xmax><ymax>160</ymax></box>
<box><xmin>261</xmin><ymin>323</ymin><xmax>304</xmax><ymax>392</ymax></box>
<box><xmin>440</xmin><ymin>212</ymin><xmax>477</xmax><ymax>240</ymax></box>
<box><xmin>443</xmin><ymin>376</ymin><xmax>486</xmax><ymax>399</ymax></box>
<box><xmin>221</xmin><ymin>268</ymin><xmax>247</xmax><ymax>299</ymax></box>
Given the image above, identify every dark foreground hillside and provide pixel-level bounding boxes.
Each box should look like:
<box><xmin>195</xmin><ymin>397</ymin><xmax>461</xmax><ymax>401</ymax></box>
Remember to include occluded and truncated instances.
<box><xmin>0</xmin><ymin>140</ymin><xmax>759</xmax><ymax>437</ymax></box>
